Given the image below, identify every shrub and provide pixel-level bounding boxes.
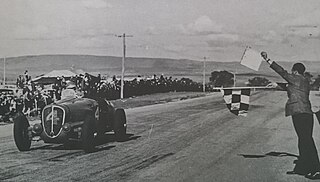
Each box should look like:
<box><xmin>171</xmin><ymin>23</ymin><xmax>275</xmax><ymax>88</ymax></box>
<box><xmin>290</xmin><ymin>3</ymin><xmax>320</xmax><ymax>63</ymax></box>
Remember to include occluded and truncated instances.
<box><xmin>247</xmin><ymin>77</ymin><xmax>270</xmax><ymax>86</ymax></box>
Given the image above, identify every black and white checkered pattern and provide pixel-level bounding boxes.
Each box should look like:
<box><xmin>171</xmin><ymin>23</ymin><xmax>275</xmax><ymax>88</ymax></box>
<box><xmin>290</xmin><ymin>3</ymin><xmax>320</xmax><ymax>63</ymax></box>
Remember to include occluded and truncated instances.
<box><xmin>221</xmin><ymin>88</ymin><xmax>251</xmax><ymax>116</ymax></box>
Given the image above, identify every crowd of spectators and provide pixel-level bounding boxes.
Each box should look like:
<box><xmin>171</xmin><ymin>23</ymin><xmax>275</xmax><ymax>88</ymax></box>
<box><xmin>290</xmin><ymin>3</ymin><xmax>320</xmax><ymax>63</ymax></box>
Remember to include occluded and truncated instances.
<box><xmin>16</xmin><ymin>70</ymin><xmax>32</xmax><ymax>89</ymax></box>
<box><xmin>0</xmin><ymin>93</ymin><xmax>21</xmax><ymax>122</ymax></box>
<box><xmin>1</xmin><ymin>72</ymin><xmax>212</xmax><ymax>122</ymax></box>
<box><xmin>97</xmin><ymin>74</ymin><xmax>213</xmax><ymax>100</ymax></box>
<box><xmin>0</xmin><ymin>86</ymin><xmax>54</xmax><ymax>122</ymax></box>
<box><xmin>1</xmin><ymin>70</ymin><xmax>53</xmax><ymax>122</ymax></box>
<box><xmin>49</xmin><ymin>73</ymin><xmax>211</xmax><ymax>101</ymax></box>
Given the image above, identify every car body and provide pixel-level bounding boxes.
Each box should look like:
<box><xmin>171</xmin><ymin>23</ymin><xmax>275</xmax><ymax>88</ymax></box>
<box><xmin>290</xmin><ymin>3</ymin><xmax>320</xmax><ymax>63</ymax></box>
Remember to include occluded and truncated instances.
<box><xmin>13</xmin><ymin>97</ymin><xmax>127</xmax><ymax>153</ymax></box>
<box><xmin>0</xmin><ymin>88</ymin><xmax>16</xmax><ymax>97</ymax></box>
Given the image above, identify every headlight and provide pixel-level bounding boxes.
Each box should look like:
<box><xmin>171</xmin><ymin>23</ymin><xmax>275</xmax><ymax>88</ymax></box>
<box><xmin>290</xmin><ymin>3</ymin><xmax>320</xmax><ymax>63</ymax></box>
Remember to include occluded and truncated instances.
<box><xmin>62</xmin><ymin>123</ymin><xmax>71</xmax><ymax>132</ymax></box>
<box><xmin>32</xmin><ymin>123</ymin><xmax>43</xmax><ymax>135</ymax></box>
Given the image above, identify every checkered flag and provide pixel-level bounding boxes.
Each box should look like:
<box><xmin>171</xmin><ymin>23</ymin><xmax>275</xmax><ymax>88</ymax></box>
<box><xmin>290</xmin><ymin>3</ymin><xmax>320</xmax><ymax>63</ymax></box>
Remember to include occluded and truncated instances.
<box><xmin>221</xmin><ymin>88</ymin><xmax>251</xmax><ymax>117</ymax></box>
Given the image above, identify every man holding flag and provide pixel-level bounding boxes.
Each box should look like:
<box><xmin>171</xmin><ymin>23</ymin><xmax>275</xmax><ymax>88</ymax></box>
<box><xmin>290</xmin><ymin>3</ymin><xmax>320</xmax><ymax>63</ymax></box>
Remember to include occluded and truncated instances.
<box><xmin>261</xmin><ymin>51</ymin><xmax>320</xmax><ymax>179</ymax></box>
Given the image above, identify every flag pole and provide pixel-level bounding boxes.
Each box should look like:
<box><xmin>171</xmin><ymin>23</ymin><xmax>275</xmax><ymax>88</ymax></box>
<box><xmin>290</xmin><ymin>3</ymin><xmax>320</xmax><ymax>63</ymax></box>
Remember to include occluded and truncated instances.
<box><xmin>212</xmin><ymin>86</ymin><xmax>271</xmax><ymax>90</ymax></box>
<box><xmin>235</xmin><ymin>46</ymin><xmax>250</xmax><ymax>88</ymax></box>
<box><xmin>233</xmin><ymin>68</ymin><xmax>236</xmax><ymax>87</ymax></box>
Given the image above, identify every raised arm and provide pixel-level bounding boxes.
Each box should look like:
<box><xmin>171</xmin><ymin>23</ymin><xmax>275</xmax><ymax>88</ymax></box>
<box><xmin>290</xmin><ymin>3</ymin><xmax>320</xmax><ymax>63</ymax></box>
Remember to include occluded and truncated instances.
<box><xmin>261</xmin><ymin>52</ymin><xmax>295</xmax><ymax>84</ymax></box>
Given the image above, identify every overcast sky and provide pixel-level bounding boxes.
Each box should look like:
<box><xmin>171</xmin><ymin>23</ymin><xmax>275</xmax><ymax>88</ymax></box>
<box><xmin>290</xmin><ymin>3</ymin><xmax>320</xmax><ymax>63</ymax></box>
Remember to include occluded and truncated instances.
<box><xmin>1</xmin><ymin>0</ymin><xmax>320</xmax><ymax>62</ymax></box>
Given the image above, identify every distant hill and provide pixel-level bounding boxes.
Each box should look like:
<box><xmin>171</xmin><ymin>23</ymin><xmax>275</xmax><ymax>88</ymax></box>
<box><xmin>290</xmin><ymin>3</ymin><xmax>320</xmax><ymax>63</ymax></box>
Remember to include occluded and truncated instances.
<box><xmin>1</xmin><ymin>54</ymin><xmax>319</xmax><ymax>85</ymax></box>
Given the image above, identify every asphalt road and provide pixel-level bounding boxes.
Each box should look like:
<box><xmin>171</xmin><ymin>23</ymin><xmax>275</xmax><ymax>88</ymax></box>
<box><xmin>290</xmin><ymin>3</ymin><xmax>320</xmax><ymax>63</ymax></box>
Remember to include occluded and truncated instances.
<box><xmin>1</xmin><ymin>91</ymin><xmax>320</xmax><ymax>182</ymax></box>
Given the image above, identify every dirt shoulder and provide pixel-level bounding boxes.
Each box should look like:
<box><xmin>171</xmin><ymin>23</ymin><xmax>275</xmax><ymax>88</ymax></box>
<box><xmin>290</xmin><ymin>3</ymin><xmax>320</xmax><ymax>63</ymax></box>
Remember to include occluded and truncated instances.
<box><xmin>111</xmin><ymin>91</ymin><xmax>209</xmax><ymax>109</ymax></box>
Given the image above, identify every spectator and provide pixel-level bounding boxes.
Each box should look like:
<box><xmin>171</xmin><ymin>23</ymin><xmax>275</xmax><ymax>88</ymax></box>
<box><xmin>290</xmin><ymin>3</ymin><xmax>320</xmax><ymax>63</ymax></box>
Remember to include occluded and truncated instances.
<box><xmin>24</xmin><ymin>70</ymin><xmax>29</xmax><ymax>84</ymax></box>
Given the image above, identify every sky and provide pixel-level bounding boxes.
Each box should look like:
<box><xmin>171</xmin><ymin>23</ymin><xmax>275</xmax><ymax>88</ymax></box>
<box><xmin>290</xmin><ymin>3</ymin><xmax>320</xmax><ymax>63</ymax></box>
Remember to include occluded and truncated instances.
<box><xmin>1</xmin><ymin>0</ymin><xmax>320</xmax><ymax>62</ymax></box>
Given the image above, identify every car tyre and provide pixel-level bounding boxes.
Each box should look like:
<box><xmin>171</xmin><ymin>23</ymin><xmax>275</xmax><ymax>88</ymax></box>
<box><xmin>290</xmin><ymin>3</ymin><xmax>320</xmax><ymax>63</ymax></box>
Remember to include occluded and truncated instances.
<box><xmin>114</xmin><ymin>108</ymin><xmax>127</xmax><ymax>141</ymax></box>
<box><xmin>81</xmin><ymin>115</ymin><xmax>95</xmax><ymax>153</ymax></box>
<box><xmin>13</xmin><ymin>112</ymin><xmax>31</xmax><ymax>151</ymax></box>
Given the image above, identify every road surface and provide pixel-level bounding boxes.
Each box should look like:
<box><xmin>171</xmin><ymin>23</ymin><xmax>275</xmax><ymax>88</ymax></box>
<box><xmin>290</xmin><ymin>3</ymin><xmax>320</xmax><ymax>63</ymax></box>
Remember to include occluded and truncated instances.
<box><xmin>1</xmin><ymin>91</ymin><xmax>320</xmax><ymax>182</ymax></box>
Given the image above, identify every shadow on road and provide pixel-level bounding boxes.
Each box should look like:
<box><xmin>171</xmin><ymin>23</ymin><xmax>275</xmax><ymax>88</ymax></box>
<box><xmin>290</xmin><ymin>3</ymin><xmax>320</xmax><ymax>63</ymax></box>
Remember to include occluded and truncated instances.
<box><xmin>46</xmin><ymin>146</ymin><xmax>117</xmax><ymax>162</ymax></box>
<box><xmin>250</xmin><ymin>104</ymin><xmax>266</xmax><ymax>109</ymax></box>
<box><xmin>237</xmin><ymin>152</ymin><xmax>320</xmax><ymax>179</ymax></box>
<box><xmin>238</xmin><ymin>151</ymin><xmax>299</xmax><ymax>159</ymax></box>
<box><xmin>95</xmin><ymin>133</ymin><xmax>141</xmax><ymax>145</ymax></box>
<box><xmin>29</xmin><ymin>133</ymin><xmax>140</xmax><ymax>152</ymax></box>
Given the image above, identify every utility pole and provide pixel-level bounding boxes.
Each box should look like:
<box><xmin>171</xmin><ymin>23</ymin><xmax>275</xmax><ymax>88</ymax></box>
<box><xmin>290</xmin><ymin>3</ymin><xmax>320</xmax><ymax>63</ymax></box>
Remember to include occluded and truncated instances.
<box><xmin>203</xmin><ymin>57</ymin><xmax>206</xmax><ymax>92</ymax></box>
<box><xmin>234</xmin><ymin>68</ymin><xmax>237</xmax><ymax>87</ymax></box>
<box><xmin>117</xmin><ymin>33</ymin><xmax>133</xmax><ymax>99</ymax></box>
<box><xmin>3</xmin><ymin>57</ymin><xmax>5</xmax><ymax>86</ymax></box>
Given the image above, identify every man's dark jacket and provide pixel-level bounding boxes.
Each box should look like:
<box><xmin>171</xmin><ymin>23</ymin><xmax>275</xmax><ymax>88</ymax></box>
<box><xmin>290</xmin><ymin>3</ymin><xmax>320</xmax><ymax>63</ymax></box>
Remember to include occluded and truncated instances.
<box><xmin>270</xmin><ymin>61</ymin><xmax>312</xmax><ymax>116</ymax></box>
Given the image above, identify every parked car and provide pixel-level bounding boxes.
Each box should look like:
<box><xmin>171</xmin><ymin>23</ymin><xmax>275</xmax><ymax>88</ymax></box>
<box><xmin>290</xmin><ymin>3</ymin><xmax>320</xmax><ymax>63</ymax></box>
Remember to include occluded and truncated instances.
<box><xmin>0</xmin><ymin>88</ymin><xmax>19</xmax><ymax>122</ymax></box>
<box><xmin>0</xmin><ymin>88</ymin><xmax>16</xmax><ymax>97</ymax></box>
<box><xmin>13</xmin><ymin>97</ymin><xmax>127</xmax><ymax>153</ymax></box>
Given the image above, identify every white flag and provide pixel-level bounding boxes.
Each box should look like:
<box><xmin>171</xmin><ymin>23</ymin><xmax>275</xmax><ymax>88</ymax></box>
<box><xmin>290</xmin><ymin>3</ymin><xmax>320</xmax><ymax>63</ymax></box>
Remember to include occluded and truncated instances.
<box><xmin>240</xmin><ymin>47</ymin><xmax>263</xmax><ymax>71</ymax></box>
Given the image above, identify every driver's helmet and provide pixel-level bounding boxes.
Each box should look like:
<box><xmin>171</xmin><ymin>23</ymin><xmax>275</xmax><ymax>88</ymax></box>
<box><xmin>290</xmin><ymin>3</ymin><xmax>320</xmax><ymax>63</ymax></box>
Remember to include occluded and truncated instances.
<box><xmin>66</xmin><ymin>81</ymin><xmax>76</xmax><ymax>89</ymax></box>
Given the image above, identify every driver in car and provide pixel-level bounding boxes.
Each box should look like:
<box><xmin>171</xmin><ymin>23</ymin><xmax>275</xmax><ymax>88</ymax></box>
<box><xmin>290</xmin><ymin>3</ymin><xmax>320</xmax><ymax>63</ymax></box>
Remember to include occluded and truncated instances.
<box><xmin>61</xmin><ymin>82</ymin><xmax>83</xmax><ymax>99</ymax></box>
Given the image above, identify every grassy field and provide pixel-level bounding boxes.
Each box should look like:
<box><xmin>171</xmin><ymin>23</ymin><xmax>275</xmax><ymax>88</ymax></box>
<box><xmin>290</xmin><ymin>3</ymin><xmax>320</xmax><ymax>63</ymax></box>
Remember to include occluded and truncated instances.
<box><xmin>111</xmin><ymin>91</ymin><xmax>208</xmax><ymax>109</ymax></box>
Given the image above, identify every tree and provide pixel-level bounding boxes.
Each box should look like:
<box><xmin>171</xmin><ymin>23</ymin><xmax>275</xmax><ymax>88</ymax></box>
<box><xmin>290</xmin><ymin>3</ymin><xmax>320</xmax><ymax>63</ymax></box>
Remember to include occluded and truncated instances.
<box><xmin>209</xmin><ymin>71</ymin><xmax>234</xmax><ymax>87</ymax></box>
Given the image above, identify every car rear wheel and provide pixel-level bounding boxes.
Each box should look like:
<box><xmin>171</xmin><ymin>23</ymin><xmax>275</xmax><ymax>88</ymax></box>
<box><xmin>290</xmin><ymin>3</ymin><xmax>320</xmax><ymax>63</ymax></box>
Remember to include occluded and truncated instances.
<box><xmin>13</xmin><ymin>112</ymin><xmax>31</xmax><ymax>151</ymax></box>
<box><xmin>81</xmin><ymin>115</ymin><xmax>95</xmax><ymax>153</ymax></box>
<box><xmin>114</xmin><ymin>108</ymin><xmax>127</xmax><ymax>141</ymax></box>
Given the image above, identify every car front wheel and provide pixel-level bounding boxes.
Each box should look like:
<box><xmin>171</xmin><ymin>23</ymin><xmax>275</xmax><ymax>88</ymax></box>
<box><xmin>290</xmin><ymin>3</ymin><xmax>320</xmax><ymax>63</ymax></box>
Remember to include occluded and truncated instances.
<box><xmin>114</xmin><ymin>108</ymin><xmax>127</xmax><ymax>141</ymax></box>
<box><xmin>13</xmin><ymin>112</ymin><xmax>31</xmax><ymax>151</ymax></box>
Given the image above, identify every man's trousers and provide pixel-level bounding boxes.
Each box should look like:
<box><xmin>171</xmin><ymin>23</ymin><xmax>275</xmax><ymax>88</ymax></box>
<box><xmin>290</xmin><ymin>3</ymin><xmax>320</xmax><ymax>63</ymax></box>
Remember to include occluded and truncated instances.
<box><xmin>292</xmin><ymin>113</ymin><xmax>320</xmax><ymax>173</ymax></box>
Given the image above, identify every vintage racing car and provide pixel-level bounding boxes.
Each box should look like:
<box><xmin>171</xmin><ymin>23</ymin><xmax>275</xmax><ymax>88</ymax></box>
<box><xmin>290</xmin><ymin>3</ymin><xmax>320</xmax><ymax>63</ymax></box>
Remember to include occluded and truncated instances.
<box><xmin>13</xmin><ymin>97</ymin><xmax>127</xmax><ymax>153</ymax></box>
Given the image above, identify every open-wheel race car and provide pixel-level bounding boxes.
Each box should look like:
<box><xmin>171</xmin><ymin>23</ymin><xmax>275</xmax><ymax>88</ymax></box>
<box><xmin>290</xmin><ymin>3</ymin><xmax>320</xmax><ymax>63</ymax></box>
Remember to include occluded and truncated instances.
<box><xmin>13</xmin><ymin>97</ymin><xmax>127</xmax><ymax>153</ymax></box>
